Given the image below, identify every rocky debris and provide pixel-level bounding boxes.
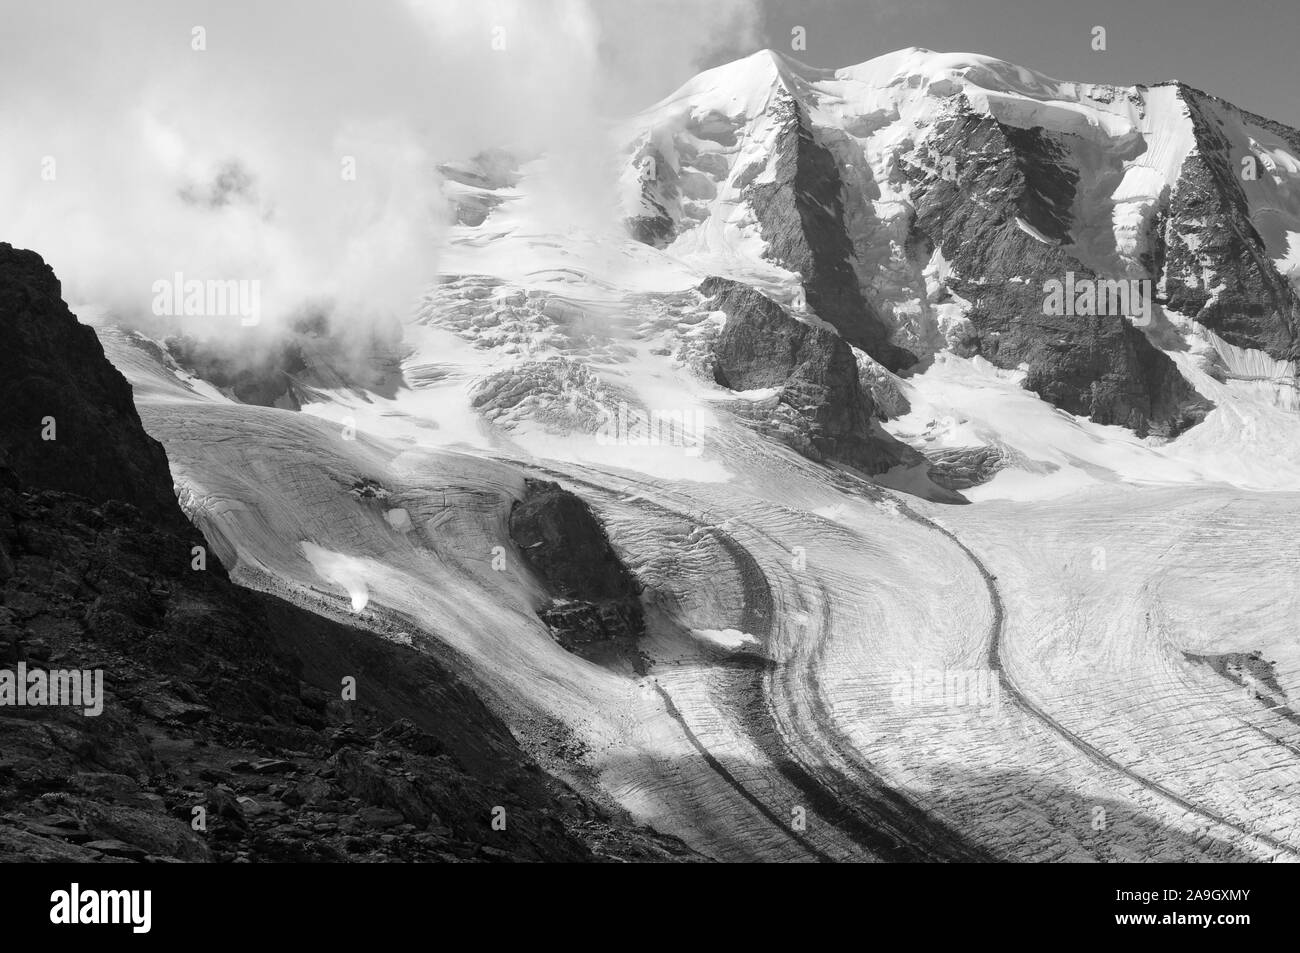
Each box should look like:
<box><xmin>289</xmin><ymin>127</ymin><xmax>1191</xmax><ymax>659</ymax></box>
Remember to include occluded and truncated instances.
<box><xmin>538</xmin><ymin>600</ymin><xmax>646</xmax><ymax>651</ymax></box>
<box><xmin>745</xmin><ymin>94</ymin><xmax>915</xmax><ymax>371</ymax></box>
<box><xmin>0</xmin><ymin>243</ymin><xmax>186</xmax><ymax>530</ymax></box>
<box><xmin>701</xmin><ymin>276</ymin><xmax>924</xmax><ymax>474</ymax></box>
<box><xmin>508</xmin><ymin>479</ymin><xmax>645</xmax><ymax>647</ymax></box>
<box><xmin>0</xmin><ymin>244</ymin><xmax>699</xmax><ymax>864</ymax></box>
<box><xmin>924</xmin><ymin>446</ymin><xmax>1008</xmax><ymax>491</ymax></box>
<box><xmin>348</xmin><ymin>479</ymin><xmax>391</xmax><ymax>502</ymax></box>
<box><xmin>626</xmin><ymin>211</ymin><xmax>677</xmax><ymax>249</ymax></box>
<box><xmin>904</xmin><ymin>111</ymin><xmax>1212</xmax><ymax>438</ymax></box>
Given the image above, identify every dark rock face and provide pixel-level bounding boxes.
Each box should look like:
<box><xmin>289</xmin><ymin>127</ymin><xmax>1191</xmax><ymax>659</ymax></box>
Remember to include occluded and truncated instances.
<box><xmin>958</xmin><ymin>283</ymin><xmax>1211</xmax><ymax>437</ymax></box>
<box><xmin>508</xmin><ymin>479</ymin><xmax>645</xmax><ymax>648</ymax></box>
<box><xmin>857</xmin><ymin>354</ymin><xmax>911</xmax><ymax>420</ymax></box>
<box><xmin>0</xmin><ymin>245</ymin><xmax>696</xmax><ymax>863</ymax></box>
<box><xmin>625</xmin><ymin>147</ymin><xmax>680</xmax><ymax>250</ymax></box>
<box><xmin>1183</xmin><ymin>649</ymin><xmax>1293</xmax><ymax>721</ymax></box>
<box><xmin>702</xmin><ymin>276</ymin><xmax>923</xmax><ymax>474</ymax></box>
<box><xmin>909</xmin><ymin>113</ymin><xmax>1080</xmax><ymax>273</ymax></box>
<box><xmin>439</xmin><ymin>149</ymin><xmax>521</xmax><ymax>192</ymax></box>
<box><xmin>0</xmin><ymin>244</ymin><xmax>185</xmax><ymax>530</ymax></box>
<box><xmin>1161</xmin><ymin>87</ymin><xmax>1300</xmax><ymax>360</ymax></box>
<box><xmin>905</xmin><ymin>112</ymin><xmax>1211</xmax><ymax>438</ymax></box>
<box><xmin>747</xmin><ymin>95</ymin><xmax>915</xmax><ymax>371</ymax></box>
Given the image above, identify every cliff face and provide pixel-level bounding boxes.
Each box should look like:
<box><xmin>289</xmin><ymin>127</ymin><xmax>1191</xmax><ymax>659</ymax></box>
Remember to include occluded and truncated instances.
<box><xmin>904</xmin><ymin>113</ymin><xmax>1211</xmax><ymax>438</ymax></box>
<box><xmin>0</xmin><ymin>243</ymin><xmax>185</xmax><ymax>529</ymax></box>
<box><xmin>0</xmin><ymin>245</ymin><xmax>698</xmax><ymax>864</ymax></box>
<box><xmin>955</xmin><ymin>284</ymin><xmax>1211</xmax><ymax>438</ymax></box>
<box><xmin>1161</xmin><ymin>87</ymin><xmax>1300</xmax><ymax>361</ymax></box>
<box><xmin>702</xmin><ymin>276</ymin><xmax>927</xmax><ymax>474</ymax></box>
<box><xmin>746</xmin><ymin>95</ymin><xmax>916</xmax><ymax>373</ymax></box>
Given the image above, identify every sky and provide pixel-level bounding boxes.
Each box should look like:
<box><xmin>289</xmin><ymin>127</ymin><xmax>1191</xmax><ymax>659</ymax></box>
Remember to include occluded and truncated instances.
<box><xmin>735</xmin><ymin>0</ymin><xmax>1300</xmax><ymax>128</ymax></box>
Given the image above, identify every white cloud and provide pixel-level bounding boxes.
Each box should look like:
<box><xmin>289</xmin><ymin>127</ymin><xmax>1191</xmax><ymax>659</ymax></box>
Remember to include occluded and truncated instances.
<box><xmin>0</xmin><ymin>0</ymin><xmax>759</xmax><ymax>335</ymax></box>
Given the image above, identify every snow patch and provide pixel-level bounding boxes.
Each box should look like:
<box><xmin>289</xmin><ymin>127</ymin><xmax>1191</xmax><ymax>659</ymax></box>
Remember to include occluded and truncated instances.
<box><xmin>692</xmin><ymin>628</ymin><xmax>761</xmax><ymax>651</ymax></box>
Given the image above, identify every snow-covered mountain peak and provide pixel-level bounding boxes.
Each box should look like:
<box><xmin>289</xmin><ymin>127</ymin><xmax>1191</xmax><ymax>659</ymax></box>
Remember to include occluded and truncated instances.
<box><xmin>127</xmin><ymin>45</ymin><xmax>1300</xmax><ymax>504</ymax></box>
<box><xmin>835</xmin><ymin>46</ymin><xmax>1061</xmax><ymax>92</ymax></box>
<box><xmin>630</xmin><ymin>48</ymin><xmax>824</xmax><ymax>125</ymax></box>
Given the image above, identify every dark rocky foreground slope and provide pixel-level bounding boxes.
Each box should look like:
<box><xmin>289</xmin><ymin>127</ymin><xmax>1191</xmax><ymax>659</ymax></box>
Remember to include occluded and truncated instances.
<box><xmin>0</xmin><ymin>243</ymin><xmax>698</xmax><ymax>863</ymax></box>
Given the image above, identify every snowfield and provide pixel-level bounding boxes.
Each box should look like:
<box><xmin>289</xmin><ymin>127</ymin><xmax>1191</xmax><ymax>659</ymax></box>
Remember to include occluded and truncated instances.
<box><xmin>96</xmin><ymin>47</ymin><xmax>1300</xmax><ymax>861</ymax></box>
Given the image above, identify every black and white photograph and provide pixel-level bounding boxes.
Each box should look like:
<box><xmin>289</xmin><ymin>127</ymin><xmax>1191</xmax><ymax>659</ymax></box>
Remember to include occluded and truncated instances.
<box><xmin>0</xmin><ymin>0</ymin><xmax>1295</xmax><ymax>935</ymax></box>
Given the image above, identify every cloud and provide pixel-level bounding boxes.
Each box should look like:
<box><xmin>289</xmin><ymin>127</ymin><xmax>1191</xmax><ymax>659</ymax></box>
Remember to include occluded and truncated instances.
<box><xmin>0</xmin><ymin>0</ymin><xmax>759</xmax><ymax>337</ymax></box>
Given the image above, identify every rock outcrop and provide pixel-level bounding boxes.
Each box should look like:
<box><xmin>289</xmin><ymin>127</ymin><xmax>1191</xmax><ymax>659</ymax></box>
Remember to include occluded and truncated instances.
<box><xmin>924</xmin><ymin>446</ymin><xmax>1009</xmax><ymax>491</ymax></box>
<box><xmin>0</xmin><ymin>243</ymin><xmax>186</xmax><ymax>530</ymax></box>
<box><xmin>164</xmin><ymin>311</ymin><xmax>405</xmax><ymax>409</ymax></box>
<box><xmin>508</xmin><ymin>478</ymin><xmax>646</xmax><ymax>649</ymax></box>
<box><xmin>702</xmin><ymin>276</ymin><xmax>925</xmax><ymax>474</ymax></box>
